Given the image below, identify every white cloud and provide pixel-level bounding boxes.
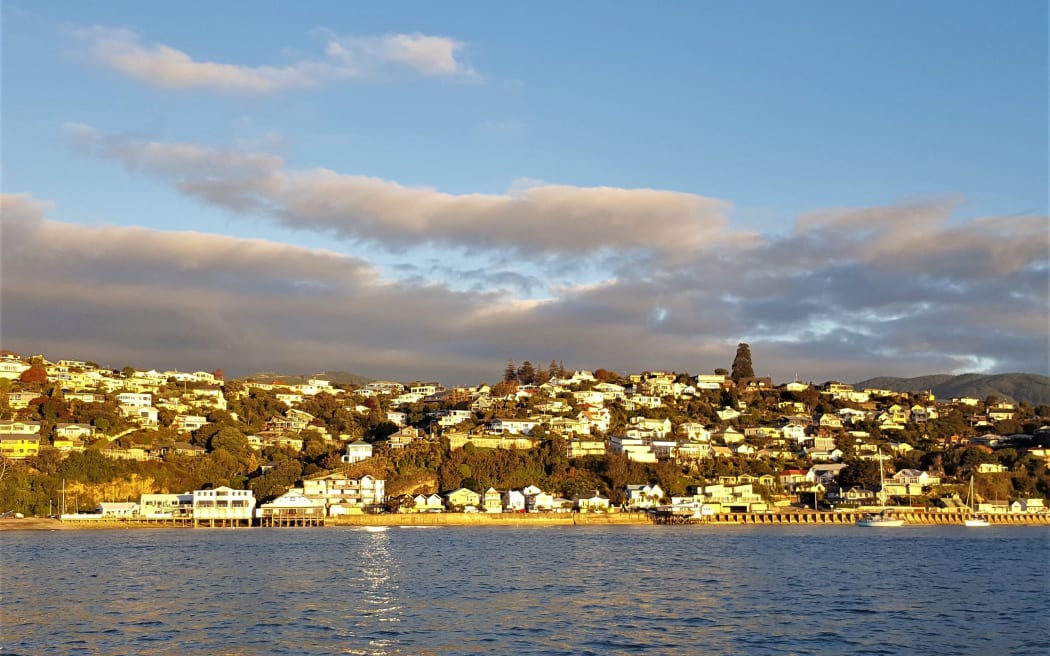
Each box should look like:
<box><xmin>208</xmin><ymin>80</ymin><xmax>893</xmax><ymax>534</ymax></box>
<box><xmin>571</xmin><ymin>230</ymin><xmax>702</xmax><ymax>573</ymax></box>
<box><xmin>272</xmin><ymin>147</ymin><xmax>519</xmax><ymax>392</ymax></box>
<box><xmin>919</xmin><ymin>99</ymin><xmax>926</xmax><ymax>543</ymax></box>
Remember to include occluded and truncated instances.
<box><xmin>71</xmin><ymin>26</ymin><xmax>477</xmax><ymax>94</ymax></box>
<box><xmin>7</xmin><ymin>171</ymin><xmax>1047</xmax><ymax>383</ymax></box>
<box><xmin>66</xmin><ymin>126</ymin><xmax>747</xmax><ymax>258</ymax></box>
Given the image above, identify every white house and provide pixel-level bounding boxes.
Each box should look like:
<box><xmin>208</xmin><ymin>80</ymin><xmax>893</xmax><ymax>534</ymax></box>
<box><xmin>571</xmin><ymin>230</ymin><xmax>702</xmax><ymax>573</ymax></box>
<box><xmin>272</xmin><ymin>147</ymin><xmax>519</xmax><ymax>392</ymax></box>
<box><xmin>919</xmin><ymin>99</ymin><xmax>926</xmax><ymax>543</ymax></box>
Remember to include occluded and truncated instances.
<box><xmin>192</xmin><ymin>487</ymin><xmax>256</xmax><ymax>521</ymax></box>
<box><xmin>625</xmin><ymin>483</ymin><xmax>665</xmax><ymax>509</ymax></box>
<box><xmin>97</xmin><ymin>501</ymin><xmax>139</xmax><ymax>518</ymax></box>
<box><xmin>502</xmin><ymin>489</ymin><xmax>527</xmax><ymax>512</ymax></box>
<box><xmin>341</xmin><ymin>440</ymin><xmax>373</xmax><ymax>464</ymax></box>
<box><xmin>140</xmin><ymin>493</ymin><xmax>193</xmax><ymax>518</ymax></box>
<box><xmin>574</xmin><ymin>491</ymin><xmax>611</xmax><ymax>512</ymax></box>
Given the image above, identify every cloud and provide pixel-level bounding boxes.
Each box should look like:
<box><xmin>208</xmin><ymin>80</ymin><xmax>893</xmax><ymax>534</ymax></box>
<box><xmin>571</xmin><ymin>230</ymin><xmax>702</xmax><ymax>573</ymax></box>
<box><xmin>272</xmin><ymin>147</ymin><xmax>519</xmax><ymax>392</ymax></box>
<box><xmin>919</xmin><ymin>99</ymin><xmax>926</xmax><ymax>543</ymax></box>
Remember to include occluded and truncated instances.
<box><xmin>71</xmin><ymin>26</ymin><xmax>476</xmax><ymax>93</ymax></box>
<box><xmin>4</xmin><ymin>185</ymin><xmax>1047</xmax><ymax>383</ymax></box>
<box><xmin>66</xmin><ymin>126</ymin><xmax>747</xmax><ymax>258</ymax></box>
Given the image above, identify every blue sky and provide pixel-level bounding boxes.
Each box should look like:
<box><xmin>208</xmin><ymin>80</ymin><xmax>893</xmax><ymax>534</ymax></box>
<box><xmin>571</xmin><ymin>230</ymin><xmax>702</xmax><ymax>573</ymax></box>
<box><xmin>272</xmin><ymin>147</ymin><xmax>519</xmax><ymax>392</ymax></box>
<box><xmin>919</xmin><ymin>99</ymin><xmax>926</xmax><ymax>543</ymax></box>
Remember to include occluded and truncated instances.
<box><xmin>2</xmin><ymin>1</ymin><xmax>1047</xmax><ymax>383</ymax></box>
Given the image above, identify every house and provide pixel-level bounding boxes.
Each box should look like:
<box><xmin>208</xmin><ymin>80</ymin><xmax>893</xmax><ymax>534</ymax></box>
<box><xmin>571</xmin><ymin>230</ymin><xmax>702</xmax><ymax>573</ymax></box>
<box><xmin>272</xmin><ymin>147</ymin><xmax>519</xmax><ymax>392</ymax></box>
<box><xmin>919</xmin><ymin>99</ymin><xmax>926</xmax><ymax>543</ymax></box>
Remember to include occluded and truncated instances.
<box><xmin>714</xmin><ymin>427</ymin><xmax>745</xmax><ymax>445</ymax></box>
<box><xmin>826</xmin><ymin>486</ymin><xmax>877</xmax><ymax>504</ymax></box>
<box><xmin>625</xmin><ymin>483</ymin><xmax>664</xmax><ymax>509</ymax></box>
<box><xmin>779</xmin><ymin>469</ymin><xmax>810</xmax><ymax>491</ymax></box>
<box><xmin>489</xmin><ymin>418</ymin><xmax>539</xmax><ymax>435</ymax></box>
<box><xmin>882</xmin><ymin>469</ymin><xmax>940</xmax><ymax>497</ymax></box>
<box><xmin>717</xmin><ymin>407</ymin><xmax>742</xmax><ymax>421</ymax></box>
<box><xmin>6</xmin><ymin>391</ymin><xmax>39</xmax><ymax>409</ymax></box>
<box><xmin>443</xmin><ymin>487</ymin><xmax>482</xmax><ymax>510</ymax></box>
<box><xmin>51</xmin><ymin>423</ymin><xmax>95</xmax><ymax>441</ymax></box>
<box><xmin>780</xmin><ymin>422</ymin><xmax>808</xmax><ymax>442</ymax></box>
<box><xmin>523</xmin><ymin>485</ymin><xmax>555</xmax><ymax>512</ymax></box>
<box><xmin>120</xmin><ymin>404</ymin><xmax>159</xmax><ymax>427</ymax></box>
<box><xmin>173</xmin><ymin>415</ymin><xmax>209</xmax><ymax>434</ymax></box>
<box><xmin>97</xmin><ymin>502</ymin><xmax>139</xmax><ymax>518</ymax></box>
<box><xmin>808</xmin><ymin>464</ymin><xmax>847</xmax><ymax>484</ymax></box>
<box><xmin>566</xmin><ymin>438</ymin><xmax>606</xmax><ymax>458</ymax></box>
<box><xmin>388</xmin><ymin>426</ymin><xmax>424</xmax><ymax>449</ymax></box>
<box><xmin>140</xmin><ymin>493</ymin><xmax>193</xmax><ymax>518</ymax></box>
<box><xmin>628</xmin><ymin>417</ymin><xmax>672</xmax><ymax>438</ymax></box>
<box><xmin>256</xmin><ymin>489</ymin><xmax>328</xmax><ymax>523</ymax></box>
<box><xmin>341</xmin><ymin>440</ymin><xmax>373</xmax><ymax>464</ymax></box>
<box><xmin>0</xmin><ymin>420</ymin><xmax>42</xmax><ymax>435</ymax></box>
<box><xmin>676</xmin><ymin>483</ymin><xmax>766</xmax><ymax>513</ymax></box>
<box><xmin>411</xmin><ymin>493</ymin><xmax>445</xmax><ymax>512</ymax></box>
<box><xmin>0</xmin><ymin>435</ymin><xmax>40</xmax><ymax>459</ymax></box>
<box><xmin>676</xmin><ymin>441</ymin><xmax>712</xmax><ymax>461</ymax></box>
<box><xmin>116</xmin><ymin>392</ymin><xmax>152</xmax><ymax>408</ymax></box>
<box><xmin>679</xmin><ymin>423</ymin><xmax>711</xmax><ymax>442</ymax></box>
<box><xmin>574</xmin><ymin>491</ymin><xmax>611</xmax><ymax>512</ymax></box>
<box><xmin>1010</xmin><ymin>498</ymin><xmax>1046</xmax><ymax>514</ymax></box>
<box><xmin>482</xmin><ymin>488</ymin><xmax>503</xmax><ymax>513</ymax></box>
<box><xmin>502</xmin><ymin>489</ymin><xmax>527</xmax><ymax>512</ymax></box>
<box><xmin>192</xmin><ymin>487</ymin><xmax>256</xmax><ymax>521</ymax></box>
<box><xmin>610</xmin><ymin>435</ymin><xmax>656</xmax><ymax>463</ymax></box>
<box><xmin>437</xmin><ymin>409</ymin><xmax>473</xmax><ymax>427</ymax></box>
<box><xmin>302</xmin><ymin>473</ymin><xmax>386</xmax><ymax>514</ymax></box>
<box><xmin>172</xmin><ymin>441</ymin><xmax>206</xmax><ymax>457</ymax></box>
<box><xmin>976</xmin><ymin>462</ymin><xmax>1008</xmax><ymax>474</ymax></box>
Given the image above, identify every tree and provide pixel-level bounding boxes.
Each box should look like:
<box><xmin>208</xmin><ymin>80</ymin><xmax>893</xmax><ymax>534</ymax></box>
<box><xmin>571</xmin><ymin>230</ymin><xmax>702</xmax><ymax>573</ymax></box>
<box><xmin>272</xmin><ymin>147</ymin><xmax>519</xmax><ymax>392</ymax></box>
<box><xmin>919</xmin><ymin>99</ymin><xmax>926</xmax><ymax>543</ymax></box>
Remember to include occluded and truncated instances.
<box><xmin>714</xmin><ymin>368</ymin><xmax>729</xmax><ymax>377</ymax></box>
<box><xmin>19</xmin><ymin>365</ymin><xmax>47</xmax><ymax>385</ymax></box>
<box><xmin>212</xmin><ymin>369</ymin><xmax>225</xmax><ymax>381</ymax></box>
<box><xmin>517</xmin><ymin>361</ymin><xmax>536</xmax><ymax>385</ymax></box>
<box><xmin>837</xmin><ymin>460</ymin><xmax>881</xmax><ymax>491</ymax></box>
<box><xmin>503</xmin><ymin>359</ymin><xmax>517</xmax><ymax>383</ymax></box>
<box><xmin>730</xmin><ymin>343</ymin><xmax>754</xmax><ymax>382</ymax></box>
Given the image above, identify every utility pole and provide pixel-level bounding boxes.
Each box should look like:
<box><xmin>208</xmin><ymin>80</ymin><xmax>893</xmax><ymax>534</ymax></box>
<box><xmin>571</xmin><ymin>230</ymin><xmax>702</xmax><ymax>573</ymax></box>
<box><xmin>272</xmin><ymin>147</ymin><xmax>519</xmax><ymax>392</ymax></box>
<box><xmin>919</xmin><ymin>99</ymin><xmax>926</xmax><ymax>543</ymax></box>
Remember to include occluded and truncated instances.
<box><xmin>60</xmin><ymin>479</ymin><xmax>67</xmax><ymax>515</ymax></box>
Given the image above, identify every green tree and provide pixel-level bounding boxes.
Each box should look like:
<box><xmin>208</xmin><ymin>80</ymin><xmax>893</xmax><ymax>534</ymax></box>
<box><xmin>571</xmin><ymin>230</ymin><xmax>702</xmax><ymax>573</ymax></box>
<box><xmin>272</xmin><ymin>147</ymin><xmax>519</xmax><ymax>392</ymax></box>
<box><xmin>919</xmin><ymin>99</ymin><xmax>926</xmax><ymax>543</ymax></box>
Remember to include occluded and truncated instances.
<box><xmin>837</xmin><ymin>460</ymin><xmax>881</xmax><ymax>490</ymax></box>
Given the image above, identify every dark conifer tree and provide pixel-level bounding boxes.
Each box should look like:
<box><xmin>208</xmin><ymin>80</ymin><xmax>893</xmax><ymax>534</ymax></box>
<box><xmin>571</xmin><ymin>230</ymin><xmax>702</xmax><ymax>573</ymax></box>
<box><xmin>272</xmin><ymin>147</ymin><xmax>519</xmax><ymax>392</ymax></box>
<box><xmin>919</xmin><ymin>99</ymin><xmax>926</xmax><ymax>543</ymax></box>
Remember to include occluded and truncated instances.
<box><xmin>503</xmin><ymin>359</ymin><xmax>518</xmax><ymax>383</ymax></box>
<box><xmin>730</xmin><ymin>343</ymin><xmax>755</xmax><ymax>382</ymax></box>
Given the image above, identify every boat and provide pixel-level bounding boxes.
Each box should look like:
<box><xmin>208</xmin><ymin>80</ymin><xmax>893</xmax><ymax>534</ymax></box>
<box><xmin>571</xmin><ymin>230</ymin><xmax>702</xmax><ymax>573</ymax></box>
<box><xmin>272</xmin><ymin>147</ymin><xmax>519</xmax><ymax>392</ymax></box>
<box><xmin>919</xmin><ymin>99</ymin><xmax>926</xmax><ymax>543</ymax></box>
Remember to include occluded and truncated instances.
<box><xmin>856</xmin><ymin>453</ymin><xmax>905</xmax><ymax>527</ymax></box>
<box><xmin>963</xmin><ymin>476</ymin><xmax>990</xmax><ymax>527</ymax></box>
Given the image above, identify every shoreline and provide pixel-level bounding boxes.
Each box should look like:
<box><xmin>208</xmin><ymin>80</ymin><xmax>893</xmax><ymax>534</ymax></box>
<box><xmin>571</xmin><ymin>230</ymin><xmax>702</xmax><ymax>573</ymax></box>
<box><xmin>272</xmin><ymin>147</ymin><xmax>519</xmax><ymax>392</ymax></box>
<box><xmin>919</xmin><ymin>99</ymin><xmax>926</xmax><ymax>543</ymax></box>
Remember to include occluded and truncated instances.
<box><xmin>4</xmin><ymin>511</ymin><xmax>1049</xmax><ymax>531</ymax></box>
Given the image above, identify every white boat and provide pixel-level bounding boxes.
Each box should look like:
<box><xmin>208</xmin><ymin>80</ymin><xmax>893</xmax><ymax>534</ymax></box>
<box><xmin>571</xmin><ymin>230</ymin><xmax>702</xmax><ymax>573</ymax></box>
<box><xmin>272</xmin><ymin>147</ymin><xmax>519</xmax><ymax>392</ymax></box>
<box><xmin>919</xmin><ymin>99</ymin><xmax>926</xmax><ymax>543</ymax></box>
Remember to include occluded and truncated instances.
<box><xmin>856</xmin><ymin>509</ymin><xmax>906</xmax><ymax>527</ymax></box>
<box><xmin>857</xmin><ymin>453</ymin><xmax>905</xmax><ymax>527</ymax></box>
<box><xmin>963</xmin><ymin>476</ymin><xmax>990</xmax><ymax>527</ymax></box>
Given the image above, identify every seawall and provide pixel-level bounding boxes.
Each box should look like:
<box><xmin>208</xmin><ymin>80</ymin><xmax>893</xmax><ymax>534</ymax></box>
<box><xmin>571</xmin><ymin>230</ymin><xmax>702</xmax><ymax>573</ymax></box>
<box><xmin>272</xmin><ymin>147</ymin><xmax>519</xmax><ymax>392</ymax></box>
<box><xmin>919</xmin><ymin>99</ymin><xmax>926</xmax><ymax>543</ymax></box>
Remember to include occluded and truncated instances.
<box><xmin>12</xmin><ymin>511</ymin><xmax>1050</xmax><ymax>531</ymax></box>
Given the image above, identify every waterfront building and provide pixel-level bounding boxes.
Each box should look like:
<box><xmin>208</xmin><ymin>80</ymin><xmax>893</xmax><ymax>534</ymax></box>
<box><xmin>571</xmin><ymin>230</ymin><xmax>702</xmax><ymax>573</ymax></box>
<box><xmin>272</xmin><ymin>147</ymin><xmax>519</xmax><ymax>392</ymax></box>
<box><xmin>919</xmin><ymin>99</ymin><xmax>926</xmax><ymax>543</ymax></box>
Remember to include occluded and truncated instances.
<box><xmin>140</xmin><ymin>493</ymin><xmax>193</xmax><ymax>518</ymax></box>
<box><xmin>257</xmin><ymin>489</ymin><xmax>326</xmax><ymax>525</ymax></box>
<box><xmin>192</xmin><ymin>487</ymin><xmax>256</xmax><ymax>522</ymax></box>
<box><xmin>443</xmin><ymin>487</ymin><xmax>482</xmax><ymax>510</ymax></box>
<box><xmin>302</xmin><ymin>473</ymin><xmax>385</xmax><ymax>515</ymax></box>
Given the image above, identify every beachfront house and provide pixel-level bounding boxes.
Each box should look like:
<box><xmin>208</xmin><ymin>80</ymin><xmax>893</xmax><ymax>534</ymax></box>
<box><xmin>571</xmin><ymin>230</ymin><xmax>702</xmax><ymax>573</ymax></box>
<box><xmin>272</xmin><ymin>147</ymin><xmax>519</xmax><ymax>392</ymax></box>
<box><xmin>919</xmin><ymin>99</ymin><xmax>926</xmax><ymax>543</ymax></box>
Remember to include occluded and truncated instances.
<box><xmin>574</xmin><ymin>491</ymin><xmax>611</xmax><ymax>512</ymax></box>
<box><xmin>625</xmin><ymin>483</ymin><xmax>665</xmax><ymax>509</ymax></box>
<box><xmin>192</xmin><ymin>487</ymin><xmax>256</xmax><ymax>522</ymax></box>
<box><xmin>140</xmin><ymin>493</ymin><xmax>194</xmax><ymax>518</ymax></box>
<box><xmin>443</xmin><ymin>487</ymin><xmax>482</xmax><ymax>510</ymax></box>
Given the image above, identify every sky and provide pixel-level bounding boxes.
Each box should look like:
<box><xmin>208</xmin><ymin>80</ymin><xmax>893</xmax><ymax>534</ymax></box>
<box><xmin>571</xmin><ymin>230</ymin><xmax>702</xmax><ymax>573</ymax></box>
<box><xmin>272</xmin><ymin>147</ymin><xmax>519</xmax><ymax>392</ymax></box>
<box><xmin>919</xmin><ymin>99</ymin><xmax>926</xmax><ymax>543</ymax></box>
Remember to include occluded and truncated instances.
<box><xmin>1</xmin><ymin>1</ymin><xmax>1048</xmax><ymax>385</ymax></box>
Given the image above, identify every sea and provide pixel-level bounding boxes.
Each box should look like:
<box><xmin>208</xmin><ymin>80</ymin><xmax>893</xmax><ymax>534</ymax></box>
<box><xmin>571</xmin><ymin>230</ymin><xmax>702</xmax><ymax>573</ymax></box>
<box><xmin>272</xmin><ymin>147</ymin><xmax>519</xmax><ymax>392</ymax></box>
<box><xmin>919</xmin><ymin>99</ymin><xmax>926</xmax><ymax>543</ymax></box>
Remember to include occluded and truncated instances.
<box><xmin>2</xmin><ymin>524</ymin><xmax>1047</xmax><ymax>655</ymax></box>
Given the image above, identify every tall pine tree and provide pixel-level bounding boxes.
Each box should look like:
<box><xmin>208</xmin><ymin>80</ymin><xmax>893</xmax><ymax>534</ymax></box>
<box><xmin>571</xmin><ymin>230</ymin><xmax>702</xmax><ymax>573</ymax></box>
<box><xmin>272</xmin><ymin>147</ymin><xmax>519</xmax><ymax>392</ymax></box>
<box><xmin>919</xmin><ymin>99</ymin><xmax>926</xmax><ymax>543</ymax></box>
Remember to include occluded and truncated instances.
<box><xmin>730</xmin><ymin>343</ymin><xmax>755</xmax><ymax>382</ymax></box>
<box><xmin>503</xmin><ymin>359</ymin><xmax>518</xmax><ymax>383</ymax></box>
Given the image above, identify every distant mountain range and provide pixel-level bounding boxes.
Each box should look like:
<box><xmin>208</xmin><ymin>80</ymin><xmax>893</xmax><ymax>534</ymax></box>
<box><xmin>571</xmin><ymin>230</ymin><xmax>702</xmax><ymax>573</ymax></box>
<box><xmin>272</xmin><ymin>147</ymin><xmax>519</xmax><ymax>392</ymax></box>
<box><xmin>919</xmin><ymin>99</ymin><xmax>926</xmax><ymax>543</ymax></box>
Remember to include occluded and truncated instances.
<box><xmin>238</xmin><ymin>370</ymin><xmax>374</xmax><ymax>387</ymax></box>
<box><xmin>853</xmin><ymin>373</ymin><xmax>1050</xmax><ymax>406</ymax></box>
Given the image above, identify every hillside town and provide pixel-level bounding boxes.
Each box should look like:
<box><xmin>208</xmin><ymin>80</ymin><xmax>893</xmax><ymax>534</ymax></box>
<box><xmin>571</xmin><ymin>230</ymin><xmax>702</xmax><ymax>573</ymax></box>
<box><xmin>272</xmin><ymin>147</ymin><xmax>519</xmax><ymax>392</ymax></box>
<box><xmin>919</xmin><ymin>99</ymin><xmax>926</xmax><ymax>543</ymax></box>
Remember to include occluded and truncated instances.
<box><xmin>1</xmin><ymin>346</ymin><xmax>1049</xmax><ymax>523</ymax></box>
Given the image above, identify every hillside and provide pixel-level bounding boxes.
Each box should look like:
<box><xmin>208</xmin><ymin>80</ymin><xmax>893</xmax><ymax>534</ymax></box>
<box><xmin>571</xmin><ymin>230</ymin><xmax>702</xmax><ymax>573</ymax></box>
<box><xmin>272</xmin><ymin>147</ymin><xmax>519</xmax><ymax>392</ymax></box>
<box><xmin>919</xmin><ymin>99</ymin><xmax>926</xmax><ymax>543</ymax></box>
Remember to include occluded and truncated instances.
<box><xmin>853</xmin><ymin>373</ymin><xmax>1050</xmax><ymax>406</ymax></box>
<box><xmin>238</xmin><ymin>370</ymin><xmax>374</xmax><ymax>387</ymax></box>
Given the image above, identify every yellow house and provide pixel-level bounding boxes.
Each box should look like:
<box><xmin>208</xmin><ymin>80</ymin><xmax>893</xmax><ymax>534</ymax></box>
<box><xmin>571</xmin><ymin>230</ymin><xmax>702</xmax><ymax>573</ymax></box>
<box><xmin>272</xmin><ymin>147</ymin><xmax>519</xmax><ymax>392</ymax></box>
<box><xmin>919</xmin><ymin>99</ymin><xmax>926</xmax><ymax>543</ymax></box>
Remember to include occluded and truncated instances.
<box><xmin>443</xmin><ymin>487</ymin><xmax>482</xmax><ymax>508</ymax></box>
<box><xmin>0</xmin><ymin>435</ymin><xmax>41</xmax><ymax>459</ymax></box>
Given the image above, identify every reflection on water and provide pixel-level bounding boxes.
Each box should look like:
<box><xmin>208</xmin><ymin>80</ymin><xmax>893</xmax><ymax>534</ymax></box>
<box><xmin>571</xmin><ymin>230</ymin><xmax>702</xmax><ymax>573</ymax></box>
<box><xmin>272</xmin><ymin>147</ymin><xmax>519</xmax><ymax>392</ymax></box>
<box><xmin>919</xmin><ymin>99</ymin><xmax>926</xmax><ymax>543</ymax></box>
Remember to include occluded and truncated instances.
<box><xmin>2</xmin><ymin>525</ymin><xmax>1047</xmax><ymax>655</ymax></box>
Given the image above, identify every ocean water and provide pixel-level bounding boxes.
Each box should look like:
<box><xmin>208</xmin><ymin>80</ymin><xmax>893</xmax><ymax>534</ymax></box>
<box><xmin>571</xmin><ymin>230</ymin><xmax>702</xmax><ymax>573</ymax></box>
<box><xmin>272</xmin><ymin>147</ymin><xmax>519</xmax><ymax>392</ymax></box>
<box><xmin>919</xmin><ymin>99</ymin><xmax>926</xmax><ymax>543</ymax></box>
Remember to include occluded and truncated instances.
<box><xmin>1</xmin><ymin>524</ymin><xmax>1047</xmax><ymax>655</ymax></box>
